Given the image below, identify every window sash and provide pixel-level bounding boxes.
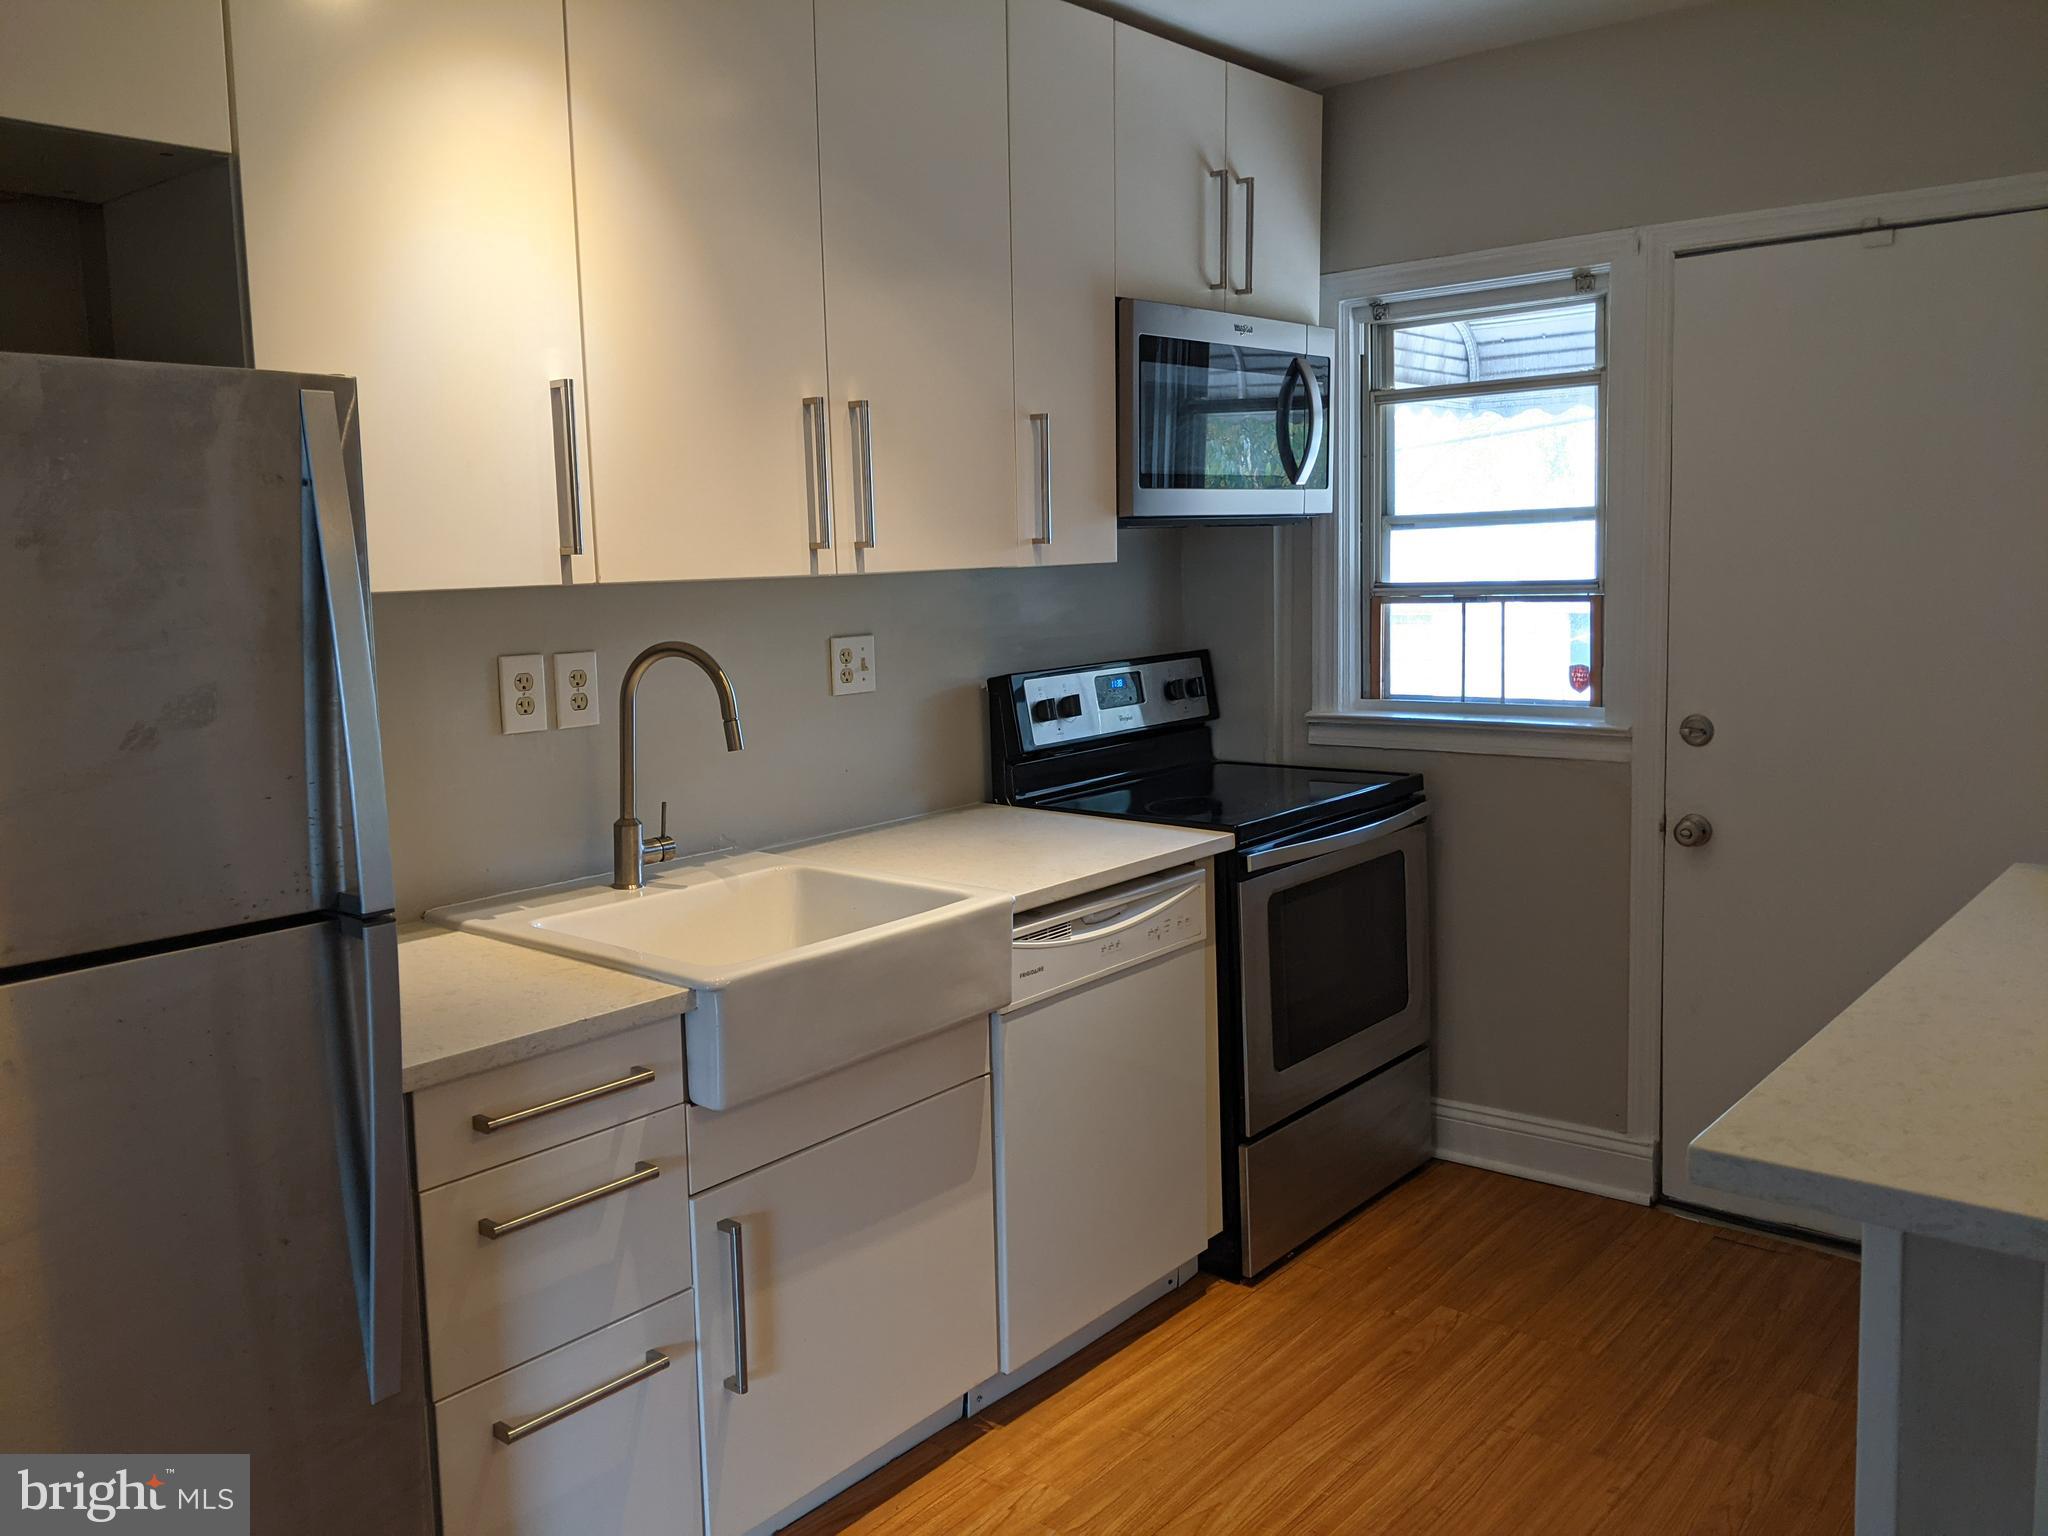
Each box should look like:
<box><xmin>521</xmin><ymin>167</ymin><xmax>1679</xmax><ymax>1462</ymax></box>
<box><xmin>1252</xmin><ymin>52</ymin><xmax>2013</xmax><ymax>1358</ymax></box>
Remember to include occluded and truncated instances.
<box><xmin>1368</xmin><ymin>593</ymin><xmax>1604</xmax><ymax>707</ymax></box>
<box><xmin>1367</xmin><ymin>298</ymin><xmax>1607</xmax><ymax>600</ymax></box>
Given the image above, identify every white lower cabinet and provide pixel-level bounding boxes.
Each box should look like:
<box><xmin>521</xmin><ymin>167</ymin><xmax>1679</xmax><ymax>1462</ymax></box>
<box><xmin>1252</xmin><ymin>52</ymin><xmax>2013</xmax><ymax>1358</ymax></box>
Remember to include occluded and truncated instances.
<box><xmin>435</xmin><ymin>1290</ymin><xmax>702</xmax><ymax>1536</ymax></box>
<box><xmin>690</xmin><ymin>1077</ymin><xmax>999</xmax><ymax>1536</ymax></box>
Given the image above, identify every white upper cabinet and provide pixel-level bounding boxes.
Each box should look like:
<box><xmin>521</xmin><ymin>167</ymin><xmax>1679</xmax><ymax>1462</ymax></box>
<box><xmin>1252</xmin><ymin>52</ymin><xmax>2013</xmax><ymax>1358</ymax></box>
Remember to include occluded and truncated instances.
<box><xmin>0</xmin><ymin>0</ymin><xmax>228</xmax><ymax>150</ymax></box>
<box><xmin>1222</xmin><ymin>64</ymin><xmax>1324</xmax><ymax>325</ymax></box>
<box><xmin>814</xmin><ymin>0</ymin><xmax>1020</xmax><ymax>575</ymax></box>
<box><xmin>1007</xmin><ymin>0</ymin><xmax>1118</xmax><ymax>568</ymax></box>
<box><xmin>1114</xmin><ymin>24</ymin><xmax>1230</xmax><ymax>310</ymax></box>
<box><xmin>1113</xmin><ymin>25</ymin><xmax>1324</xmax><ymax>324</ymax></box>
<box><xmin>566</xmin><ymin>0</ymin><xmax>834</xmax><ymax>582</ymax></box>
<box><xmin>232</xmin><ymin>0</ymin><xmax>593</xmax><ymax>592</ymax></box>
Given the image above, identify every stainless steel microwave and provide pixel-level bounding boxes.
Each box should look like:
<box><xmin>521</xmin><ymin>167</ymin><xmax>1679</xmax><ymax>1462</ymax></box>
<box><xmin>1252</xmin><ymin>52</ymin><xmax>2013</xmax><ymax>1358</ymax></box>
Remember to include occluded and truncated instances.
<box><xmin>1118</xmin><ymin>298</ymin><xmax>1335</xmax><ymax>525</ymax></box>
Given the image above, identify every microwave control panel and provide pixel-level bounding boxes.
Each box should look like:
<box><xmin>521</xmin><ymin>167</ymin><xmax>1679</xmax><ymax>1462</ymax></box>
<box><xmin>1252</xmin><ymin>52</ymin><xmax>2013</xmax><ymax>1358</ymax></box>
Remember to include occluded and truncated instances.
<box><xmin>1011</xmin><ymin>652</ymin><xmax>1212</xmax><ymax>750</ymax></box>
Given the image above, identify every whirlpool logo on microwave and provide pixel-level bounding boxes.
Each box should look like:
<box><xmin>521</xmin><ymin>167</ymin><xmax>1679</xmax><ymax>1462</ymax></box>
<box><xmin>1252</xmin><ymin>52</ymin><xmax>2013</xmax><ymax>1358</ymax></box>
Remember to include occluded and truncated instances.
<box><xmin>2</xmin><ymin>1456</ymin><xmax>247</xmax><ymax>1534</ymax></box>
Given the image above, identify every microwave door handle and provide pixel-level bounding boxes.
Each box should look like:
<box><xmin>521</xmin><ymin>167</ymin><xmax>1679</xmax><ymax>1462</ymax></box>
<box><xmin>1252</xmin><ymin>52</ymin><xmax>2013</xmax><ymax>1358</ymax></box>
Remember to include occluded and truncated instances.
<box><xmin>1242</xmin><ymin>802</ymin><xmax>1429</xmax><ymax>875</ymax></box>
<box><xmin>301</xmin><ymin>389</ymin><xmax>394</xmax><ymax>919</ymax></box>
<box><xmin>1296</xmin><ymin>356</ymin><xmax>1326</xmax><ymax>488</ymax></box>
<box><xmin>1274</xmin><ymin>357</ymin><xmax>1304</xmax><ymax>486</ymax></box>
<box><xmin>1274</xmin><ymin>355</ymin><xmax>1323</xmax><ymax>491</ymax></box>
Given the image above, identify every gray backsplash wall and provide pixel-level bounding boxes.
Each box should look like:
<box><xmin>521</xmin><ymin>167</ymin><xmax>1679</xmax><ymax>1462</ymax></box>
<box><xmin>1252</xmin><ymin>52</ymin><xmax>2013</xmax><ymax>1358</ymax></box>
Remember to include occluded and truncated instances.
<box><xmin>373</xmin><ymin>537</ymin><xmax>1185</xmax><ymax>917</ymax></box>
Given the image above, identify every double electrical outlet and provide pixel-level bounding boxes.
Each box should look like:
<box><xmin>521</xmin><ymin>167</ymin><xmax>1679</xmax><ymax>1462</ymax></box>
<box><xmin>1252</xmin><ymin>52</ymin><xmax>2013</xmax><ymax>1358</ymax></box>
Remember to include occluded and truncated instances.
<box><xmin>497</xmin><ymin>651</ymin><xmax>601</xmax><ymax>735</ymax></box>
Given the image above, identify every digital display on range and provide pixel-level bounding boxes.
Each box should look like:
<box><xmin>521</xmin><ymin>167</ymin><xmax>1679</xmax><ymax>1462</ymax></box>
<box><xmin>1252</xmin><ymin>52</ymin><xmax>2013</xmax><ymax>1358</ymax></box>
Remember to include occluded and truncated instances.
<box><xmin>1094</xmin><ymin>671</ymin><xmax>1145</xmax><ymax>710</ymax></box>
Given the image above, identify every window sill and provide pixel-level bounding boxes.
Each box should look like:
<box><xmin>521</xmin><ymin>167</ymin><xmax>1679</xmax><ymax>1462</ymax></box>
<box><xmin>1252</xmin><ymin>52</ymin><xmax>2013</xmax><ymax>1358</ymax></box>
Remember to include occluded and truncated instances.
<box><xmin>1305</xmin><ymin>708</ymin><xmax>1632</xmax><ymax>762</ymax></box>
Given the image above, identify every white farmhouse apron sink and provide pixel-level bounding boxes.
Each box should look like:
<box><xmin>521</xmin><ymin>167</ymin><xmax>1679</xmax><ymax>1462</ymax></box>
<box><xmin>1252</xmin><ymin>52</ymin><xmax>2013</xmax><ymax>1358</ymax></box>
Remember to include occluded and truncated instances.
<box><xmin>432</xmin><ymin>853</ymin><xmax>1011</xmax><ymax>1109</ymax></box>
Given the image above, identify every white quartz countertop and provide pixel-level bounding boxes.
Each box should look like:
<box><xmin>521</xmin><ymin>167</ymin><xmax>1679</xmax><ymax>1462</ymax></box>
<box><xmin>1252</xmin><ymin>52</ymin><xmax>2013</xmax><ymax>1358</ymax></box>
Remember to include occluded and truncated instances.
<box><xmin>402</xmin><ymin>804</ymin><xmax>1227</xmax><ymax>1091</ymax></box>
<box><xmin>398</xmin><ymin>924</ymin><xmax>693</xmax><ymax>1092</ymax></box>
<box><xmin>776</xmin><ymin>803</ymin><xmax>1234</xmax><ymax>911</ymax></box>
<box><xmin>1689</xmin><ymin>864</ymin><xmax>2048</xmax><ymax>1260</ymax></box>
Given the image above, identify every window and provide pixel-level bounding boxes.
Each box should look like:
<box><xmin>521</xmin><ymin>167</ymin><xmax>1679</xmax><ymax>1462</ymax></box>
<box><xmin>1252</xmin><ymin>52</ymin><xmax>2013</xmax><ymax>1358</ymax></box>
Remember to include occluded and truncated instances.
<box><xmin>1365</xmin><ymin>276</ymin><xmax>1605</xmax><ymax>709</ymax></box>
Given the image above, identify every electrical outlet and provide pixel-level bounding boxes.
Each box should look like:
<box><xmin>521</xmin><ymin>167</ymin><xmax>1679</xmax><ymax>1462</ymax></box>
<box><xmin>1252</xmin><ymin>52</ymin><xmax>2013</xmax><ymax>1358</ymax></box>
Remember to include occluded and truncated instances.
<box><xmin>497</xmin><ymin>653</ymin><xmax>548</xmax><ymax>734</ymax></box>
<box><xmin>551</xmin><ymin>650</ymin><xmax>600</xmax><ymax>728</ymax></box>
<box><xmin>830</xmin><ymin>634</ymin><xmax>876</xmax><ymax>696</ymax></box>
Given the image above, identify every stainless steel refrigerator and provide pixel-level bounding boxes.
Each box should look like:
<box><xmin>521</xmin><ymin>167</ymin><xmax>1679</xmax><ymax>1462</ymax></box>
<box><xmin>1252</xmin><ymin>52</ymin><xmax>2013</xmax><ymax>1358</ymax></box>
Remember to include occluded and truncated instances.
<box><xmin>0</xmin><ymin>355</ymin><xmax>435</xmax><ymax>1532</ymax></box>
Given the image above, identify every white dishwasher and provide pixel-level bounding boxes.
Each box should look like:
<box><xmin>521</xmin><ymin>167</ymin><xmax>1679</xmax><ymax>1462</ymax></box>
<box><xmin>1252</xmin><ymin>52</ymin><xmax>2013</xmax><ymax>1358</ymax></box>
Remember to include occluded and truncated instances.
<box><xmin>993</xmin><ymin>864</ymin><xmax>1214</xmax><ymax>1374</ymax></box>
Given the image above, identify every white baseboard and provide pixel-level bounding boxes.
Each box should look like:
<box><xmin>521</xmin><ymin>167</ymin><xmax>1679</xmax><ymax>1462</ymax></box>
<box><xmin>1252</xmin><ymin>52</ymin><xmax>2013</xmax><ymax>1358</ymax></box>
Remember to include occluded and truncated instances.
<box><xmin>1433</xmin><ymin>1098</ymin><xmax>1657</xmax><ymax>1205</ymax></box>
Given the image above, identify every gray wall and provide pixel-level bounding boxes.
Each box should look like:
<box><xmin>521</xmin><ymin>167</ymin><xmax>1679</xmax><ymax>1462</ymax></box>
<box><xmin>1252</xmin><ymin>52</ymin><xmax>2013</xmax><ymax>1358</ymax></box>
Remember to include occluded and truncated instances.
<box><xmin>1322</xmin><ymin>0</ymin><xmax>2048</xmax><ymax>271</ymax></box>
<box><xmin>375</xmin><ymin>541</ymin><xmax>1184</xmax><ymax>917</ymax></box>
<box><xmin>1181</xmin><ymin>0</ymin><xmax>2048</xmax><ymax>1132</ymax></box>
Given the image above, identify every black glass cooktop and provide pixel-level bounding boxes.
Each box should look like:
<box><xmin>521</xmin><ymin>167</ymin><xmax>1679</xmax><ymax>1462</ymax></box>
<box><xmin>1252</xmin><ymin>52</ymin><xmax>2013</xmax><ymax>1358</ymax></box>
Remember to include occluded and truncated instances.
<box><xmin>1030</xmin><ymin>760</ymin><xmax>1422</xmax><ymax>845</ymax></box>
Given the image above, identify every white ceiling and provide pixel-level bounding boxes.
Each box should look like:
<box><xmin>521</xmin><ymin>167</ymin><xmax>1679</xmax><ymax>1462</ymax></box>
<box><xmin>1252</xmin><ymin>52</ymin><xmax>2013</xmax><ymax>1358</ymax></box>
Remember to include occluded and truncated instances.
<box><xmin>1078</xmin><ymin>0</ymin><xmax>1714</xmax><ymax>88</ymax></box>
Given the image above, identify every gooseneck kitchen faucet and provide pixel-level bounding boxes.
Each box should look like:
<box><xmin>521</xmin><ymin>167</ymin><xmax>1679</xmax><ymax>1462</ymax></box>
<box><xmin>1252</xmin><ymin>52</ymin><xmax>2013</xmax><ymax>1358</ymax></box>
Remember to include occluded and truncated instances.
<box><xmin>612</xmin><ymin>641</ymin><xmax>744</xmax><ymax>890</ymax></box>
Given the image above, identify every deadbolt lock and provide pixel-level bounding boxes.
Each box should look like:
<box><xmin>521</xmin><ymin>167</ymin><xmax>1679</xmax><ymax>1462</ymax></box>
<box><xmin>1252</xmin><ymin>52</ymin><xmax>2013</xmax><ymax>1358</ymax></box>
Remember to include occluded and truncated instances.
<box><xmin>1678</xmin><ymin>713</ymin><xmax>1715</xmax><ymax>747</ymax></box>
<box><xmin>1672</xmin><ymin>813</ymin><xmax>1714</xmax><ymax>848</ymax></box>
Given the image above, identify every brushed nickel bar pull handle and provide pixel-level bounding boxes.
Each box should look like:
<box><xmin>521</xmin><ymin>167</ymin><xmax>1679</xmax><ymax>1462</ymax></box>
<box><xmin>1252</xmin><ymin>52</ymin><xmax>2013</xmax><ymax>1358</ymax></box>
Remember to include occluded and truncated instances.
<box><xmin>476</xmin><ymin>1161</ymin><xmax>659</xmax><ymax>1240</ymax></box>
<box><xmin>550</xmin><ymin>378</ymin><xmax>585</xmax><ymax>557</ymax></box>
<box><xmin>491</xmin><ymin>1351</ymin><xmax>671</xmax><ymax>1444</ymax></box>
<box><xmin>719</xmin><ymin>1217</ymin><xmax>749</xmax><ymax>1394</ymax></box>
<box><xmin>803</xmin><ymin>396</ymin><xmax>834</xmax><ymax>551</ymax></box>
<box><xmin>1231</xmin><ymin>172</ymin><xmax>1256</xmax><ymax>296</ymax></box>
<box><xmin>1208</xmin><ymin>167</ymin><xmax>1231</xmax><ymax>292</ymax></box>
<box><xmin>1030</xmin><ymin>412</ymin><xmax>1053</xmax><ymax>545</ymax></box>
<box><xmin>849</xmin><ymin>399</ymin><xmax>878</xmax><ymax>549</ymax></box>
<box><xmin>471</xmin><ymin>1067</ymin><xmax>657</xmax><ymax>1134</ymax></box>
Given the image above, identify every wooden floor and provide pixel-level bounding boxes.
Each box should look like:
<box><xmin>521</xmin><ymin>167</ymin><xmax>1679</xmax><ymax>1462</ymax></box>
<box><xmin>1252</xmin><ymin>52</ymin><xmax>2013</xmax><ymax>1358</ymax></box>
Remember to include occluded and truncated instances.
<box><xmin>788</xmin><ymin>1162</ymin><xmax>1859</xmax><ymax>1535</ymax></box>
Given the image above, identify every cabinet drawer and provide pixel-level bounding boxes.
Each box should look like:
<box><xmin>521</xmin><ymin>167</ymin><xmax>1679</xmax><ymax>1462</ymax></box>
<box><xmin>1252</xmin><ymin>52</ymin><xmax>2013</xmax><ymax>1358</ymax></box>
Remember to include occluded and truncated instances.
<box><xmin>436</xmin><ymin>1290</ymin><xmax>702</xmax><ymax>1536</ymax></box>
<box><xmin>413</xmin><ymin>1019</ymin><xmax>685</xmax><ymax>1190</ymax></box>
<box><xmin>423</xmin><ymin>1105</ymin><xmax>690</xmax><ymax>1396</ymax></box>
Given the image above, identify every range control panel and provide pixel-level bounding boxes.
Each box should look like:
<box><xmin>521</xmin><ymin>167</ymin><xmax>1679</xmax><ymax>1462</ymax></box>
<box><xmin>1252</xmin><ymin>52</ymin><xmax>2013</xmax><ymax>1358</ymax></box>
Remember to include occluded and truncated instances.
<box><xmin>1005</xmin><ymin>651</ymin><xmax>1214</xmax><ymax>751</ymax></box>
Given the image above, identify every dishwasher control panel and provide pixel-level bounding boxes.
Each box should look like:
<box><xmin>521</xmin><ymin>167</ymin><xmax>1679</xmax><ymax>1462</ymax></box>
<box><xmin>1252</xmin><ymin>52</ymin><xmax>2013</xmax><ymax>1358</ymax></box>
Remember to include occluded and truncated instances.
<box><xmin>1007</xmin><ymin>867</ymin><xmax>1209</xmax><ymax>1012</ymax></box>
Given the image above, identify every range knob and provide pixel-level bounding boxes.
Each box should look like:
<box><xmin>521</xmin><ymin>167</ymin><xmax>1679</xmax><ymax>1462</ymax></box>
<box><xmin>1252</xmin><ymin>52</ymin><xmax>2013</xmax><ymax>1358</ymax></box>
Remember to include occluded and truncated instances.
<box><xmin>1163</xmin><ymin>680</ymin><xmax>1186</xmax><ymax>701</ymax></box>
<box><xmin>1055</xmin><ymin>694</ymin><xmax>1084</xmax><ymax>719</ymax></box>
<box><xmin>1185</xmin><ymin>676</ymin><xmax>1207</xmax><ymax>699</ymax></box>
<box><xmin>1029</xmin><ymin>698</ymin><xmax>1059</xmax><ymax>724</ymax></box>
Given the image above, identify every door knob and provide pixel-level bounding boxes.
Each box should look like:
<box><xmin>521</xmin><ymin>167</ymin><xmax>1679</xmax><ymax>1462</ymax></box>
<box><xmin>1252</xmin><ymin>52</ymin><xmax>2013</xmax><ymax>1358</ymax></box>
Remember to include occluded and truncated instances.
<box><xmin>1678</xmin><ymin>713</ymin><xmax>1715</xmax><ymax>747</ymax></box>
<box><xmin>1672</xmin><ymin>813</ymin><xmax>1713</xmax><ymax>848</ymax></box>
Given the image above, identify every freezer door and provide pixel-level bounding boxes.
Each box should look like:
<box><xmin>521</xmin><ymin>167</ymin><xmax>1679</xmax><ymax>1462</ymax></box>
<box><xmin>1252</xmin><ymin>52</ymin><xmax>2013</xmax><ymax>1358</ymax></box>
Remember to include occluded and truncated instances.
<box><xmin>0</xmin><ymin>919</ymin><xmax>433</xmax><ymax>1534</ymax></box>
<box><xmin>0</xmin><ymin>355</ymin><xmax>372</xmax><ymax>967</ymax></box>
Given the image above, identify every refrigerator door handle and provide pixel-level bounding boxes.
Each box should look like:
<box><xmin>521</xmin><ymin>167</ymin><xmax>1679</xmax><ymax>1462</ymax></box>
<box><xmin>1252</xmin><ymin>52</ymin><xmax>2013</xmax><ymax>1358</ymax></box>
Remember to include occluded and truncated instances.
<box><xmin>301</xmin><ymin>389</ymin><xmax>395</xmax><ymax>920</ymax></box>
<box><xmin>335</xmin><ymin>917</ymin><xmax>407</xmax><ymax>1404</ymax></box>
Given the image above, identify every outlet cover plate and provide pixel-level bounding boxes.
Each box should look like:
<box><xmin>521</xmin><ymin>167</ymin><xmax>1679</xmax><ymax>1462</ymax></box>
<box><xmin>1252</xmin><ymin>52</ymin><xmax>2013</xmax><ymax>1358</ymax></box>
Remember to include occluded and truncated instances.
<box><xmin>551</xmin><ymin>651</ymin><xmax>600</xmax><ymax>728</ymax></box>
<box><xmin>830</xmin><ymin>634</ymin><xmax>876</xmax><ymax>696</ymax></box>
<box><xmin>497</xmin><ymin>653</ymin><xmax>548</xmax><ymax>734</ymax></box>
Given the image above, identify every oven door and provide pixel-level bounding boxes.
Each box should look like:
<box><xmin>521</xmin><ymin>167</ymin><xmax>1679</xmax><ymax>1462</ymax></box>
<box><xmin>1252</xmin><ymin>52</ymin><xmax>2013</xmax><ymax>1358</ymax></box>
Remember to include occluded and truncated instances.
<box><xmin>1120</xmin><ymin>300</ymin><xmax>1333</xmax><ymax>524</ymax></box>
<box><xmin>1236</xmin><ymin>803</ymin><xmax>1431</xmax><ymax>1137</ymax></box>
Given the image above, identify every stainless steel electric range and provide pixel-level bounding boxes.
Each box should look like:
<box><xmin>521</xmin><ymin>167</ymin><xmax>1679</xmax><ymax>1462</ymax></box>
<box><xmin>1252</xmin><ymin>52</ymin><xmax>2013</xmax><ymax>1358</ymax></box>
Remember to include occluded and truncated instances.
<box><xmin>988</xmin><ymin>649</ymin><xmax>1435</xmax><ymax>1279</ymax></box>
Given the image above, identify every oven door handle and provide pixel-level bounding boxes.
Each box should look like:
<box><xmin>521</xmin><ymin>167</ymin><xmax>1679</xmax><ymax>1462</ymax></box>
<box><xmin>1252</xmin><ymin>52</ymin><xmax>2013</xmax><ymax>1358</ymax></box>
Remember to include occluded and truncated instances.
<box><xmin>1241</xmin><ymin>803</ymin><xmax>1429</xmax><ymax>875</ymax></box>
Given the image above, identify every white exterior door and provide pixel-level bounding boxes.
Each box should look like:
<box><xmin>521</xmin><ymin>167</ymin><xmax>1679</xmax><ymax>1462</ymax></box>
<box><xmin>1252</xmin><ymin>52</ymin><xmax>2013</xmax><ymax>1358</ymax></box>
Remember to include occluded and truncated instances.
<box><xmin>1661</xmin><ymin>208</ymin><xmax>2048</xmax><ymax>1228</ymax></box>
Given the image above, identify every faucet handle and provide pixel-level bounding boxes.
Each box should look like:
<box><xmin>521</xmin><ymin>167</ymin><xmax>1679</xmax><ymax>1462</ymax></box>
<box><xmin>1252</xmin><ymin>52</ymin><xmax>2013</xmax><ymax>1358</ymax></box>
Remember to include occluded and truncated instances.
<box><xmin>645</xmin><ymin>799</ymin><xmax>677</xmax><ymax>868</ymax></box>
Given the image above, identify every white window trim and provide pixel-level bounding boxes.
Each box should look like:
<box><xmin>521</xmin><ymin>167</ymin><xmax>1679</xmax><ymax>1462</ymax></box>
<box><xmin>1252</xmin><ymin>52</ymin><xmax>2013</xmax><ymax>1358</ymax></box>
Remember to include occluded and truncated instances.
<box><xmin>1312</xmin><ymin>230</ymin><xmax>1646</xmax><ymax>762</ymax></box>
